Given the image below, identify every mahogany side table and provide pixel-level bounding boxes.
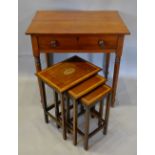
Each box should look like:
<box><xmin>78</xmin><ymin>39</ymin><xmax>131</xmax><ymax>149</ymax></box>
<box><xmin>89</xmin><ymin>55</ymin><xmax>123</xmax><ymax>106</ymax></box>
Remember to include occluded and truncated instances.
<box><xmin>26</xmin><ymin>10</ymin><xmax>130</xmax><ymax>121</ymax></box>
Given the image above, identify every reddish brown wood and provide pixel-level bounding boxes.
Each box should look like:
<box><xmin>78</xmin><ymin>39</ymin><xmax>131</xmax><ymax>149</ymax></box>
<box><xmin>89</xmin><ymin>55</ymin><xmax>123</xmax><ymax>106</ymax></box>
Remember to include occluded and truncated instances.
<box><xmin>36</xmin><ymin>34</ymin><xmax>118</xmax><ymax>52</ymax></box>
<box><xmin>34</xmin><ymin>56</ymin><xmax>49</xmax><ymax>123</ymax></box>
<box><xmin>104</xmin><ymin>53</ymin><xmax>111</xmax><ymax>79</ymax></box>
<box><xmin>45</xmin><ymin>53</ymin><xmax>51</xmax><ymax>67</ymax></box>
<box><xmin>68</xmin><ymin>75</ymin><xmax>106</xmax><ymax>99</ymax></box>
<box><xmin>84</xmin><ymin>107</ymin><xmax>90</xmax><ymax>150</ymax></box>
<box><xmin>104</xmin><ymin>93</ymin><xmax>111</xmax><ymax>135</ymax></box>
<box><xmin>81</xmin><ymin>84</ymin><xmax>112</xmax><ymax>106</ymax></box>
<box><xmin>60</xmin><ymin>93</ymin><xmax>67</xmax><ymax>140</ymax></box>
<box><xmin>31</xmin><ymin>35</ymin><xmax>49</xmax><ymax>123</ymax></box>
<box><xmin>73</xmin><ymin>99</ymin><xmax>78</xmax><ymax>145</ymax></box>
<box><xmin>53</xmin><ymin>91</ymin><xmax>60</xmax><ymax>128</ymax></box>
<box><xmin>27</xmin><ymin>11</ymin><xmax>130</xmax><ymax>123</ymax></box>
<box><xmin>36</xmin><ymin>56</ymin><xmax>101</xmax><ymax>92</ymax></box>
<box><xmin>26</xmin><ymin>11</ymin><xmax>130</xmax><ymax>35</ymax></box>
<box><xmin>111</xmin><ymin>35</ymin><xmax>124</xmax><ymax>107</ymax></box>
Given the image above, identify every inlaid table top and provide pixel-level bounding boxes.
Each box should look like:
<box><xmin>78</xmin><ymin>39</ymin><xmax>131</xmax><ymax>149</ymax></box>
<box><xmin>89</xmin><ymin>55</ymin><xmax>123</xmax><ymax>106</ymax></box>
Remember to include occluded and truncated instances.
<box><xmin>36</xmin><ymin>56</ymin><xmax>101</xmax><ymax>92</ymax></box>
<box><xmin>81</xmin><ymin>84</ymin><xmax>112</xmax><ymax>106</ymax></box>
<box><xmin>68</xmin><ymin>75</ymin><xmax>106</xmax><ymax>99</ymax></box>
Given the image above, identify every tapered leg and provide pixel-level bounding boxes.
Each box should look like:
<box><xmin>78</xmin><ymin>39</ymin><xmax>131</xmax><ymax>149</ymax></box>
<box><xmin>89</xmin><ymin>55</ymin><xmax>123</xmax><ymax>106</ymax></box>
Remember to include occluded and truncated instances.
<box><xmin>54</xmin><ymin>91</ymin><xmax>60</xmax><ymax>128</ymax></box>
<box><xmin>98</xmin><ymin>100</ymin><xmax>103</xmax><ymax>126</ymax></box>
<box><xmin>103</xmin><ymin>94</ymin><xmax>111</xmax><ymax>135</ymax></box>
<box><xmin>60</xmin><ymin>93</ymin><xmax>67</xmax><ymax>140</ymax></box>
<box><xmin>84</xmin><ymin>107</ymin><xmax>90</xmax><ymax>150</ymax></box>
<box><xmin>104</xmin><ymin>53</ymin><xmax>111</xmax><ymax>79</ymax></box>
<box><xmin>73</xmin><ymin>100</ymin><xmax>78</xmax><ymax>145</ymax></box>
<box><xmin>34</xmin><ymin>56</ymin><xmax>49</xmax><ymax>123</ymax></box>
<box><xmin>111</xmin><ymin>55</ymin><xmax>121</xmax><ymax>107</ymax></box>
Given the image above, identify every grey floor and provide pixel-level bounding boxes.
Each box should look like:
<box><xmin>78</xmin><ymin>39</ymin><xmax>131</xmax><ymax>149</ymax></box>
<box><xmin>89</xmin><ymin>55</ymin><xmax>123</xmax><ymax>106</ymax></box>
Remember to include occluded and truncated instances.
<box><xmin>19</xmin><ymin>77</ymin><xmax>137</xmax><ymax>155</ymax></box>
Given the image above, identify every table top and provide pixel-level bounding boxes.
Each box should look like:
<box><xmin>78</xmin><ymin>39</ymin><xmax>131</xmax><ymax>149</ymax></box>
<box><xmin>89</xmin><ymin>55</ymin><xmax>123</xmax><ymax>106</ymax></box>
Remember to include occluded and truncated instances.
<box><xmin>36</xmin><ymin>56</ymin><xmax>101</xmax><ymax>92</ymax></box>
<box><xmin>68</xmin><ymin>75</ymin><xmax>106</xmax><ymax>99</ymax></box>
<box><xmin>81</xmin><ymin>84</ymin><xmax>112</xmax><ymax>106</ymax></box>
<box><xmin>26</xmin><ymin>11</ymin><xmax>130</xmax><ymax>35</ymax></box>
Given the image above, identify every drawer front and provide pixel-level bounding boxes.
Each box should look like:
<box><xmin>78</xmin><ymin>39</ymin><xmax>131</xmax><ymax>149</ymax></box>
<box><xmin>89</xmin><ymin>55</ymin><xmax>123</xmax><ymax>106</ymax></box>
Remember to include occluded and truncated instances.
<box><xmin>38</xmin><ymin>35</ymin><xmax>78</xmax><ymax>51</ymax></box>
<box><xmin>78</xmin><ymin>35</ymin><xmax>118</xmax><ymax>50</ymax></box>
<box><xmin>37</xmin><ymin>35</ymin><xmax>118</xmax><ymax>52</ymax></box>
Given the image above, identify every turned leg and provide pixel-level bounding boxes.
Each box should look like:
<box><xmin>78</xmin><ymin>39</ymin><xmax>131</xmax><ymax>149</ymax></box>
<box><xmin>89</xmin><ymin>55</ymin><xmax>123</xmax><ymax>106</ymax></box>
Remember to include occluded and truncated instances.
<box><xmin>111</xmin><ymin>55</ymin><xmax>121</xmax><ymax>107</ymax></box>
<box><xmin>103</xmin><ymin>94</ymin><xmax>111</xmax><ymax>135</ymax></box>
<box><xmin>73</xmin><ymin>100</ymin><xmax>78</xmax><ymax>145</ymax></box>
<box><xmin>104</xmin><ymin>53</ymin><xmax>111</xmax><ymax>79</ymax></box>
<box><xmin>111</xmin><ymin>36</ymin><xmax>124</xmax><ymax>107</ymax></box>
<box><xmin>98</xmin><ymin>100</ymin><xmax>103</xmax><ymax>126</ymax></box>
<box><xmin>34</xmin><ymin>56</ymin><xmax>49</xmax><ymax>123</ymax></box>
<box><xmin>84</xmin><ymin>107</ymin><xmax>90</xmax><ymax>150</ymax></box>
<box><xmin>60</xmin><ymin>93</ymin><xmax>67</xmax><ymax>140</ymax></box>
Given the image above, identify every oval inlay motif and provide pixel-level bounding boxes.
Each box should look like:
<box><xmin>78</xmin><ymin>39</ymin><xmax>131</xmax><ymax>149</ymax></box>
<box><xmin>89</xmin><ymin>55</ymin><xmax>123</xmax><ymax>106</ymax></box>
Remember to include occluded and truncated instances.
<box><xmin>64</xmin><ymin>68</ymin><xmax>75</xmax><ymax>75</ymax></box>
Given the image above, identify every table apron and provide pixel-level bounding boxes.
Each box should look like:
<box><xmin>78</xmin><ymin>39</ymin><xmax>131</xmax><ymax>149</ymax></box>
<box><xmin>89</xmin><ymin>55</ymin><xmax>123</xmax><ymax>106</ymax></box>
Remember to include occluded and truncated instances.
<box><xmin>35</xmin><ymin>34</ymin><xmax>120</xmax><ymax>54</ymax></box>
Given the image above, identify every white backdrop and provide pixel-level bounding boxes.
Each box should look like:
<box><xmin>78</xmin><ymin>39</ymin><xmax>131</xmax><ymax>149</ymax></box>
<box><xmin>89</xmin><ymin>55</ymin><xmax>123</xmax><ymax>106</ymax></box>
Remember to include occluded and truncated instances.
<box><xmin>18</xmin><ymin>0</ymin><xmax>137</xmax><ymax>78</ymax></box>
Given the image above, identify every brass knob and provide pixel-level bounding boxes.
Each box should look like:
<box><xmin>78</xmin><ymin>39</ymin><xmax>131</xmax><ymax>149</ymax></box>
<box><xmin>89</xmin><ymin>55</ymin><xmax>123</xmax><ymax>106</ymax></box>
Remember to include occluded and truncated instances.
<box><xmin>50</xmin><ymin>40</ymin><xmax>58</xmax><ymax>48</ymax></box>
<box><xmin>98</xmin><ymin>40</ymin><xmax>104</xmax><ymax>49</ymax></box>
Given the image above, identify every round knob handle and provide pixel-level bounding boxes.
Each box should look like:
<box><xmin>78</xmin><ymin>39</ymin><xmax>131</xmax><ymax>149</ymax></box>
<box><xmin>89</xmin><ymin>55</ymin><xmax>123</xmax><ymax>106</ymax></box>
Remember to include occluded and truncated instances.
<box><xmin>50</xmin><ymin>40</ymin><xmax>58</xmax><ymax>48</ymax></box>
<box><xmin>98</xmin><ymin>40</ymin><xmax>104</xmax><ymax>49</ymax></box>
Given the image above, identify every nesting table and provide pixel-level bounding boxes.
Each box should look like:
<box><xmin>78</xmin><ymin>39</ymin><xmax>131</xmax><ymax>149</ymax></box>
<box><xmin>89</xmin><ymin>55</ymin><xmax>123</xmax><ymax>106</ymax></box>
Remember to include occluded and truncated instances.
<box><xmin>36</xmin><ymin>55</ymin><xmax>112</xmax><ymax>150</ymax></box>
<box><xmin>36</xmin><ymin>55</ymin><xmax>101</xmax><ymax>139</ymax></box>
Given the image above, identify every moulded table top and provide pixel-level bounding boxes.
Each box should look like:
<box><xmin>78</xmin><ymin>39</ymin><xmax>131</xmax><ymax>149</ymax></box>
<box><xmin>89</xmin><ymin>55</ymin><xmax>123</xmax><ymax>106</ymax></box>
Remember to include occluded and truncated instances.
<box><xmin>26</xmin><ymin>11</ymin><xmax>130</xmax><ymax>35</ymax></box>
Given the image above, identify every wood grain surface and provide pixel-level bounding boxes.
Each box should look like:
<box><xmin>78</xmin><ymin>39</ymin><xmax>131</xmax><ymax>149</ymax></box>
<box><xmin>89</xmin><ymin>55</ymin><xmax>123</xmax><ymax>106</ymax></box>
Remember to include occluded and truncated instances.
<box><xmin>36</xmin><ymin>56</ymin><xmax>101</xmax><ymax>92</ymax></box>
<box><xmin>26</xmin><ymin>11</ymin><xmax>130</xmax><ymax>35</ymax></box>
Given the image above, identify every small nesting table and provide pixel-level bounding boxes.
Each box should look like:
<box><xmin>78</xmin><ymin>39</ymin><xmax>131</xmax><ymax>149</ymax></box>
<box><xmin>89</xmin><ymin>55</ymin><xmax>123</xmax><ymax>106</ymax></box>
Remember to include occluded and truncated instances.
<box><xmin>68</xmin><ymin>75</ymin><xmax>111</xmax><ymax>150</ymax></box>
<box><xmin>68</xmin><ymin>75</ymin><xmax>106</xmax><ymax>145</ymax></box>
<box><xmin>80</xmin><ymin>84</ymin><xmax>112</xmax><ymax>150</ymax></box>
<box><xmin>36</xmin><ymin>55</ymin><xmax>101</xmax><ymax>140</ymax></box>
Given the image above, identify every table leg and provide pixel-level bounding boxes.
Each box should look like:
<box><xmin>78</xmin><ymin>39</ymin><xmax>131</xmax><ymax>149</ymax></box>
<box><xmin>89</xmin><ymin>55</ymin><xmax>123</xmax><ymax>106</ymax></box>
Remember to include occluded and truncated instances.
<box><xmin>98</xmin><ymin>100</ymin><xmax>103</xmax><ymax>126</ymax></box>
<box><xmin>34</xmin><ymin>56</ymin><xmax>49</xmax><ymax>123</ymax></box>
<box><xmin>60</xmin><ymin>93</ymin><xmax>67</xmax><ymax>140</ymax></box>
<box><xmin>90</xmin><ymin>106</ymin><xmax>95</xmax><ymax>118</ymax></box>
<box><xmin>54</xmin><ymin>91</ymin><xmax>60</xmax><ymax>128</ymax></box>
<box><xmin>45</xmin><ymin>53</ymin><xmax>53</xmax><ymax>67</ymax></box>
<box><xmin>84</xmin><ymin>107</ymin><xmax>90</xmax><ymax>150</ymax></box>
<box><xmin>111</xmin><ymin>35</ymin><xmax>124</xmax><ymax>107</ymax></box>
<box><xmin>73</xmin><ymin>99</ymin><xmax>78</xmax><ymax>145</ymax></box>
<box><xmin>111</xmin><ymin>55</ymin><xmax>121</xmax><ymax>107</ymax></box>
<box><xmin>66</xmin><ymin>95</ymin><xmax>70</xmax><ymax>133</ymax></box>
<box><xmin>104</xmin><ymin>53</ymin><xmax>111</xmax><ymax>79</ymax></box>
<box><xmin>103</xmin><ymin>93</ymin><xmax>111</xmax><ymax>135</ymax></box>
